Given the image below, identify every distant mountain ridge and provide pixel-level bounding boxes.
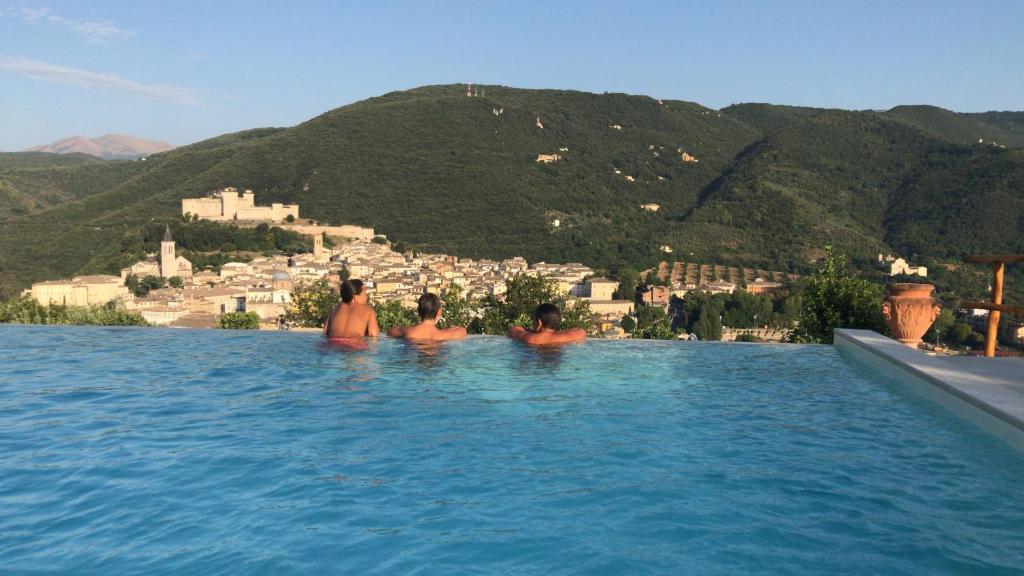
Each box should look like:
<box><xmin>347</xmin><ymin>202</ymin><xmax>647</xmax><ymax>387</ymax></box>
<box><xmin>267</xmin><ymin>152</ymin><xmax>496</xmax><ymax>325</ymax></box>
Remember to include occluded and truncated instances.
<box><xmin>26</xmin><ymin>134</ymin><xmax>175</xmax><ymax>159</ymax></box>
<box><xmin>0</xmin><ymin>84</ymin><xmax>1022</xmax><ymax>298</ymax></box>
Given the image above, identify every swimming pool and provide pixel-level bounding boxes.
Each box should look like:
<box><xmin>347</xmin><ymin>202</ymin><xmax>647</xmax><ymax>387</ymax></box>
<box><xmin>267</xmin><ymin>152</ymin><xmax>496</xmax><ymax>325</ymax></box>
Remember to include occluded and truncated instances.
<box><xmin>2</xmin><ymin>325</ymin><xmax>1022</xmax><ymax>574</ymax></box>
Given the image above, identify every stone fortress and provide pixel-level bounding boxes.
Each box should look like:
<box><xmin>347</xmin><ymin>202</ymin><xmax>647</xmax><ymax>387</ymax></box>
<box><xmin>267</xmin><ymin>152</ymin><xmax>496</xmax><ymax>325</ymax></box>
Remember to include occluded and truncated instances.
<box><xmin>182</xmin><ymin>187</ymin><xmax>376</xmax><ymax>241</ymax></box>
<box><xmin>182</xmin><ymin>187</ymin><xmax>299</xmax><ymax>222</ymax></box>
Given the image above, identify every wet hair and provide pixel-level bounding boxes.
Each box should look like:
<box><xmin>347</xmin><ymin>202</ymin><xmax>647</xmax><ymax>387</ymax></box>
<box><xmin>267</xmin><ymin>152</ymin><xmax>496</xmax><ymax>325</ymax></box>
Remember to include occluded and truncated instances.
<box><xmin>534</xmin><ymin>303</ymin><xmax>561</xmax><ymax>329</ymax></box>
<box><xmin>417</xmin><ymin>293</ymin><xmax>441</xmax><ymax>321</ymax></box>
<box><xmin>340</xmin><ymin>279</ymin><xmax>364</xmax><ymax>303</ymax></box>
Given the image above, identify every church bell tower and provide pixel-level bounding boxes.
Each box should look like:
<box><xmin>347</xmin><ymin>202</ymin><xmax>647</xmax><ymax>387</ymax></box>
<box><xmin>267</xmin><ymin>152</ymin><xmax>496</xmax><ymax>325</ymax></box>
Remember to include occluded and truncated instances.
<box><xmin>160</xmin><ymin>225</ymin><xmax>176</xmax><ymax>278</ymax></box>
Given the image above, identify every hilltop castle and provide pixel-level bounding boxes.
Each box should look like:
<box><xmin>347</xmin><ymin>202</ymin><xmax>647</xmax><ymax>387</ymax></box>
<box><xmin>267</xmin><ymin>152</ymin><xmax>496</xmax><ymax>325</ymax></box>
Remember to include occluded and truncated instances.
<box><xmin>182</xmin><ymin>187</ymin><xmax>299</xmax><ymax>222</ymax></box>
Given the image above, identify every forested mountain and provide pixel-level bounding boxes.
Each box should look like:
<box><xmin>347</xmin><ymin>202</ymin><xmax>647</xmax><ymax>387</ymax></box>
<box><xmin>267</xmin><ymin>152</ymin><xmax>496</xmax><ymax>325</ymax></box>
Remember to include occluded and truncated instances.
<box><xmin>0</xmin><ymin>84</ymin><xmax>1021</xmax><ymax>297</ymax></box>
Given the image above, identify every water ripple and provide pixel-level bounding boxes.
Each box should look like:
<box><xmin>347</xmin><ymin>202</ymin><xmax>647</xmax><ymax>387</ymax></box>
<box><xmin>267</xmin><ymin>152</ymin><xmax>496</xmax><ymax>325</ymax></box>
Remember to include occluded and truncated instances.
<box><xmin>1</xmin><ymin>325</ymin><xmax>1023</xmax><ymax>574</ymax></box>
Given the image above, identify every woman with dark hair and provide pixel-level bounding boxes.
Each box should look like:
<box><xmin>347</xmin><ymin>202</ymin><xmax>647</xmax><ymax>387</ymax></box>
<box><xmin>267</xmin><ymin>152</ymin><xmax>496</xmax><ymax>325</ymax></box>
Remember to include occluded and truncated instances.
<box><xmin>325</xmin><ymin>279</ymin><xmax>380</xmax><ymax>341</ymax></box>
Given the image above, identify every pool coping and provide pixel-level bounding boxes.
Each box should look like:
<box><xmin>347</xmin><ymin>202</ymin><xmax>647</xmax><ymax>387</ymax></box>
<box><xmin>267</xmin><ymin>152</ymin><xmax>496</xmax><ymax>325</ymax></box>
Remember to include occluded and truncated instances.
<box><xmin>835</xmin><ymin>329</ymin><xmax>1024</xmax><ymax>448</ymax></box>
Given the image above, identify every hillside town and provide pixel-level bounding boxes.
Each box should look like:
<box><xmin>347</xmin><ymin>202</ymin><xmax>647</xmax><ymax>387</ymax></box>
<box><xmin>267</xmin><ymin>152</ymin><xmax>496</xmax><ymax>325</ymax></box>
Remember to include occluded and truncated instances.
<box><xmin>23</xmin><ymin>187</ymin><xmax>1024</xmax><ymax>347</ymax></box>
<box><xmin>21</xmin><ymin>188</ymin><xmax>809</xmax><ymax>338</ymax></box>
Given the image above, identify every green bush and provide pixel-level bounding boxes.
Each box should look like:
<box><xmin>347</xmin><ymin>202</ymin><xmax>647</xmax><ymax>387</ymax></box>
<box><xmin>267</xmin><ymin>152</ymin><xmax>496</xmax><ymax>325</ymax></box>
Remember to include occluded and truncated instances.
<box><xmin>286</xmin><ymin>279</ymin><xmax>338</xmax><ymax>327</ymax></box>
<box><xmin>218</xmin><ymin>312</ymin><xmax>261</xmax><ymax>329</ymax></box>
<box><xmin>0</xmin><ymin>297</ymin><xmax>147</xmax><ymax>326</ymax></box>
<box><xmin>373</xmin><ymin>300</ymin><xmax>418</xmax><ymax>331</ymax></box>
<box><xmin>791</xmin><ymin>247</ymin><xmax>885</xmax><ymax>344</ymax></box>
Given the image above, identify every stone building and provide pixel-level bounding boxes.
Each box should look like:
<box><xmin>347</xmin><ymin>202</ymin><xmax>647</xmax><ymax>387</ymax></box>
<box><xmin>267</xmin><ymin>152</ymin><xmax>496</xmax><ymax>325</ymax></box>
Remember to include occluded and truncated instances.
<box><xmin>585</xmin><ymin>278</ymin><xmax>619</xmax><ymax>300</ymax></box>
<box><xmin>120</xmin><ymin>226</ymin><xmax>192</xmax><ymax>280</ymax></box>
<box><xmin>889</xmin><ymin>258</ymin><xmax>927</xmax><ymax>277</ymax></box>
<box><xmin>744</xmin><ymin>278</ymin><xmax>784</xmax><ymax>296</ymax></box>
<box><xmin>182</xmin><ymin>187</ymin><xmax>299</xmax><ymax>222</ymax></box>
<box><xmin>29</xmin><ymin>275</ymin><xmax>132</xmax><ymax>306</ymax></box>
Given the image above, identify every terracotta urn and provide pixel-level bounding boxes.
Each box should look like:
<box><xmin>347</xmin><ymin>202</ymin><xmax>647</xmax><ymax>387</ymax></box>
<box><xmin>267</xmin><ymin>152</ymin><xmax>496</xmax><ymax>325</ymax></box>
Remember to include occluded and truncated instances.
<box><xmin>881</xmin><ymin>283</ymin><xmax>942</xmax><ymax>348</ymax></box>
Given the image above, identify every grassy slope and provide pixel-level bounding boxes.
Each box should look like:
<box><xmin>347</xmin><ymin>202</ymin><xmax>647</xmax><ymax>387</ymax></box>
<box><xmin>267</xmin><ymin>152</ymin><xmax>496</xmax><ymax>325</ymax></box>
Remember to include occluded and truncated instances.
<box><xmin>0</xmin><ymin>85</ymin><xmax>1022</xmax><ymax>297</ymax></box>
<box><xmin>0</xmin><ymin>153</ymin><xmax>143</xmax><ymax>219</ymax></box>
<box><xmin>883</xmin><ymin>105</ymin><xmax>1024</xmax><ymax>148</ymax></box>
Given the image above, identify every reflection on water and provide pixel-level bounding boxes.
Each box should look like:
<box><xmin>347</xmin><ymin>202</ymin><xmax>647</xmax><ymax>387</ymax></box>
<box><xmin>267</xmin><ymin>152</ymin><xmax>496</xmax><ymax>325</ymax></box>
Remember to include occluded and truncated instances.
<box><xmin>401</xmin><ymin>339</ymin><xmax>447</xmax><ymax>371</ymax></box>
<box><xmin>513</xmin><ymin>342</ymin><xmax>566</xmax><ymax>371</ymax></box>
<box><xmin>317</xmin><ymin>338</ymin><xmax>382</xmax><ymax>385</ymax></box>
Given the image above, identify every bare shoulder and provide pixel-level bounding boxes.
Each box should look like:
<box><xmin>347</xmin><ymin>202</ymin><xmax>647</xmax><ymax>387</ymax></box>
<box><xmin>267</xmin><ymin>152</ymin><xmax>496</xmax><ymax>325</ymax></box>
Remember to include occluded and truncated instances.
<box><xmin>442</xmin><ymin>326</ymin><xmax>468</xmax><ymax>340</ymax></box>
<box><xmin>557</xmin><ymin>328</ymin><xmax>587</xmax><ymax>343</ymax></box>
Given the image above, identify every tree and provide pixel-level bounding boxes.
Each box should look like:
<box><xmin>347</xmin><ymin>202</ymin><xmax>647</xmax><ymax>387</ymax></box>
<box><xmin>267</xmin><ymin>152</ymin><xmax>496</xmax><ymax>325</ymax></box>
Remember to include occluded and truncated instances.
<box><xmin>614</xmin><ymin>268</ymin><xmax>640</xmax><ymax>302</ymax></box>
<box><xmin>439</xmin><ymin>283</ymin><xmax>479</xmax><ymax>329</ymax></box>
<box><xmin>620</xmin><ymin>314</ymin><xmax>636</xmax><ymax>332</ymax></box>
<box><xmin>964</xmin><ymin>330</ymin><xmax>986</xmax><ymax>349</ymax></box>
<box><xmin>286</xmin><ymin>279</ymin><xmax>338</xmax><ymax>327</ymax></box>
<box><xmin>947</xmin><ymin>322</ymin><xmax>973</xmax><ymax>346</ymax></box>
<box><xmin>168</xmin><ymin>276</ymin><xmax>184</xmax><ymax>289</ymax></box>
<box><xmin>692</xmin><ymin>303</ymin><xmax>723</xmax><ymax>341</ymax></box>
<box><xmin>141</xmin><ymin>275</ymin><xmax>166</xmax><ymax>293</ymax></box>
<box><xmin>285</xmin><ymin>214</ymin><xmax>295</xmax><ymax>223</ymax></box>
<box><xmin>374</xmin><ymin>300</ymin><xmax>418</xmax><ymax>331</ymax></box>
<box><xmin>781</xmin><ymin>294</ymin><xmax>802</xmax><ymax>328</ymax></box>
<box><xmin>475</xmin><ymin>274</ymin><xmax>561</xmax><ymax>334</ymax></box>
<box><xmin>218</xmin><ymin>311</ymin><xmax>261</xmax><ymax>329</ymax></box>
<box><xmin>928</xmin><ymin>308</ymin><xmax>955</xmax><ymax>346</ymax></box>
<box><xmin>0</xmin><ymin>297</ymin><xmax>146</xmax><ymax>326</ymax></box>
<box><xmin>560</xmin><ymin>299</ymin><xmax>595</xmax><ymax>332</ymax></box>
<box><xmin>125</xmin><ymin>274</ymin><xmax>142</xmax><ymax>296</ymax></box>
<box><xmin>0</xmin><ymin>296</ymin><xmax>47</xmax><ymax>324</ymax></box>
<box><xmin>471</xmin><ymin>274</ymin><xmax>596</xmax><ymax>335</ymax></box>
<box><xmin>631</xmin><ymin>304</ymin><xmax>676</xmax><ymax>339</ymax></box>
<box><xmin>791</xmin><ymin>247</ymin><xmax>885</xmax><ymax>344</ymax></box>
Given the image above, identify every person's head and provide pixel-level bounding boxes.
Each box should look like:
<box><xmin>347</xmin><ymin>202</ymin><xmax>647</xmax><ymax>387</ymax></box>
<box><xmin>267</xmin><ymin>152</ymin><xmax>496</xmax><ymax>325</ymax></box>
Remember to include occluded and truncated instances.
<box><xmin>533</xmin><ymin>303</ymin><xmax>561</xmax><ymax>330</ymax></box>
<box><xmin>340</xmin><ymin>279</ymin><xmax>365</xmax><ymax>304</ymax></box>
<box><xmin>417</xmin><ymin>292</ymin><xmax>442</xmax><ymax>322</ymax></box>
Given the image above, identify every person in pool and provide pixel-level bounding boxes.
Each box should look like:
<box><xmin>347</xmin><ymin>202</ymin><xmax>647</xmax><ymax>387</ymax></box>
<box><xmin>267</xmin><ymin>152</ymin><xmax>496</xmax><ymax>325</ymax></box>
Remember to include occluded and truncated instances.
<box><xmin>325</xmin><ymin>279</ymin><xmax>380</xmax><ymax>341</ymax></box>
<box><xmin>507</xmin><ymin>303</ymin><xmax>587</xmax><ymax>345</ymax></box>
<box><xmin>387</xmin><ymin>293</ymin><xmax>467</xmax><ymax>341</ymax></box>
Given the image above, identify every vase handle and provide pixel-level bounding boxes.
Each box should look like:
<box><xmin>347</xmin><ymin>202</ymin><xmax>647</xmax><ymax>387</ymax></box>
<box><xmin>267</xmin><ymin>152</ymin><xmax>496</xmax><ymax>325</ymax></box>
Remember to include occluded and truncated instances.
<box><xmin>881</xmin><ymin>299</ymin><xmax>892</xmax><ymax>321</ymax></box>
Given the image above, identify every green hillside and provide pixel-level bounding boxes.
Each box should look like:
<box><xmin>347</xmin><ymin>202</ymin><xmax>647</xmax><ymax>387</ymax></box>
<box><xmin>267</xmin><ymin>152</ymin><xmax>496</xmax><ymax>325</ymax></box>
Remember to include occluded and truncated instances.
<box><xmin>0</xmin><ymin>84</ymin><xmax>1022</xmax><ymax>297</ymax></box>
<box><xmin>883</xmin><ymin>105</ymin><xmax>1024</xmax><ymax>148</ymax></box>
<box><xmin>0</xmin><ymin>153</ymin><xmax>144</xmax><ymax>219</ymax></box>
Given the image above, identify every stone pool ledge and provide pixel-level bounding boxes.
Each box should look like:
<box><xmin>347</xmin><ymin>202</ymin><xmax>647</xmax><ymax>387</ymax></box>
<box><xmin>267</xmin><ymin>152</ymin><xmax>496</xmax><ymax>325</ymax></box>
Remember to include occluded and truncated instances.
<box><xmin>835</xmin><ymin>329</ymin><xmax>1024</xmax><ymax>449</ymax></box>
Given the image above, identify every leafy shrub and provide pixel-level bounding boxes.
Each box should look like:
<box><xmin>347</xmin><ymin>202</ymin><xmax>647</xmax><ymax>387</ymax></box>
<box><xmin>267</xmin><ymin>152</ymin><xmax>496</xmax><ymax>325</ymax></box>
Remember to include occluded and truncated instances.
<box><xmin>218</xmin><ymin>312</ymin><xmax>261</xmax><ymax>329</ymax></box>
<box><xmin>791</xmin><ymin>247</ymin><xmax>885</xmax><ymax>343</ymax></box>
<box><xmin>373</xmin><ymin>300</ymin><xmax>418</xmax><ymax>331</ymax></box>
<box><xmin>286</xmin><ymin>279</ymin><xmax>338</xmax><ymax>327</ymax></box>
<box><xmin>0</xmin><ymin>297</ymin><xmax>147</xmax><ymax>326</ymax></box>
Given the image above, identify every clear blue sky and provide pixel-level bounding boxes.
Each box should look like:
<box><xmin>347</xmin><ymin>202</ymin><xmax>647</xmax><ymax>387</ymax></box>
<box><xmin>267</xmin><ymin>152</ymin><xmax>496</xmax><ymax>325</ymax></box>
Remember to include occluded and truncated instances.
<box><xmin>2</xmin><ymin>0</ymin><xmax>1021</xmax><ymax>150</ymax></box>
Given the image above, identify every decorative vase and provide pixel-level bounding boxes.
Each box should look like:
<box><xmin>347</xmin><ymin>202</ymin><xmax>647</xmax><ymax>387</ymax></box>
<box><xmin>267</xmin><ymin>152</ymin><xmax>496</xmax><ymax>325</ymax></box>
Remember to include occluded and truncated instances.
<box><xmin>881</xmin><ymin>283</ymin><xmax>942</xmax><ymax>348</ymax></box>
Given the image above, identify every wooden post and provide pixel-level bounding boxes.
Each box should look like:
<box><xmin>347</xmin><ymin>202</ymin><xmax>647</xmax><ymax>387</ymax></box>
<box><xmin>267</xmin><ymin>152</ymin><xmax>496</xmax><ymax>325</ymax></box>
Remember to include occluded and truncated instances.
<box><xmin>985</xmin><ymin>261</ymin><xmax>1005</xmax><ymax>357</ymax></box>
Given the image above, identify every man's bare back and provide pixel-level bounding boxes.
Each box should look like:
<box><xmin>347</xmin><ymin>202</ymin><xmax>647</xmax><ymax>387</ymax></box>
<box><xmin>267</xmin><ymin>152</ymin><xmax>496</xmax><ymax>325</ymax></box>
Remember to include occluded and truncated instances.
<box><xmin>389</xmin><ymin>321</ymin><xmax>466</xmax><ymax>341</ymax></box>
<box><xmin>507</xmin><ymin>303</ymin><xmax>586</xmax><ymax>345</ymax></box>
<box><xmin>324</xmin><ymin>279</ymin><xmax>379</xmax><ymax>340</ymax></box>
<box><xmin>325</xmin><ymin>302</ymin><xmax>380</xmax><ymax>339</ymax></box>
<box><xmin>386</xmin><ymin>293</ymin><xmax>467</xmax><ymax>341</ymax></box>
<box><xmin>508</xmin><ymin>325</ymin><xmax>586</xmax><ymax>345</ymax></box>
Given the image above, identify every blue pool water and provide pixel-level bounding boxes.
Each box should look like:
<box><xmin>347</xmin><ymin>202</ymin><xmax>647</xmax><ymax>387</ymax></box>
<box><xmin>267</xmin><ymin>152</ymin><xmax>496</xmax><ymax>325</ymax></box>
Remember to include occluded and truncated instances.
<box><xmin>2</xmin><ymin>325</ymin><xmax>1023</xmax><ymax>575</ymax></box>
